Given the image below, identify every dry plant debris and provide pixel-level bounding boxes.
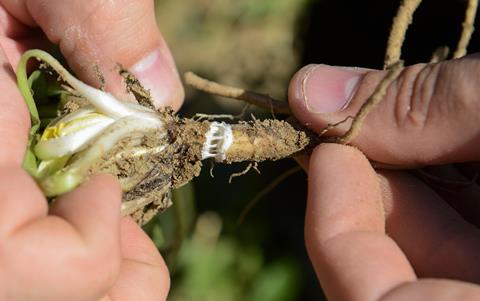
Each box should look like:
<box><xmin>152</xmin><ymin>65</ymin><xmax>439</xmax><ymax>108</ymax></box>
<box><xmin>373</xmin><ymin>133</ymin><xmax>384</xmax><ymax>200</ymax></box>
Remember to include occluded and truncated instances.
<box><xmin>454</xmin><ymin>0</ymin><xmax>479</xmax><ymax>58</ymax></box>
<box><xmin>384</xmin><ymin>0</ymin><xmax>423</xmax><ymax>69</ymax></box>
<box><xmin>184</xmin><ymin>72</ymin><xmax>291</xmax><ymax>115</ymax></box>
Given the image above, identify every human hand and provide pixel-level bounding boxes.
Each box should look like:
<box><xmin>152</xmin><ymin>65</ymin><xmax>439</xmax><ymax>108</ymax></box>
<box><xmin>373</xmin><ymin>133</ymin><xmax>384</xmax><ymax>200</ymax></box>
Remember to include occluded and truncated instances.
<box><xmin>289</xmin><ymin>57</ymin><xmax>480</xmax><ymax>300</ymax></box>
<box><xmin>1</xmin><ymin>0</ymin><xmax>184</xmax><ymax>110</ymax></box>
<box><xmin>0</xmin><ymin>1</ymin><xmax>178</xmax><ymax>300</ymax></box>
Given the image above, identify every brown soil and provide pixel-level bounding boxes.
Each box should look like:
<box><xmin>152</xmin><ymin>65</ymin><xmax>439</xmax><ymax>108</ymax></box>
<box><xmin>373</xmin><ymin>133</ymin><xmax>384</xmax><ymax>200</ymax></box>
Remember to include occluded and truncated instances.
<box><xmin>120</xmin><ymin>67</ymin><xmax>157</xmax><ymax>110</ymax></box>
<box><xmin>93</xmin><ymin>64</ymin><xmax>106</xmax><ymax>89</ymax></box>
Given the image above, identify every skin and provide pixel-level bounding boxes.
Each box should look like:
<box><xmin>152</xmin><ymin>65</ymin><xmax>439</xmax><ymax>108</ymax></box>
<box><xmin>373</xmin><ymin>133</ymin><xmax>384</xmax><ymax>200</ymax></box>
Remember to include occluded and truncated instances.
<box><xmin>288</xmin><ymin>57</ymin><xmax>480</xmax><ymax>300</ymax></box>
<box><xmin>0</xmin><ymin>0</ymin><xmax>182</xmax><ymax>300</ymax></box>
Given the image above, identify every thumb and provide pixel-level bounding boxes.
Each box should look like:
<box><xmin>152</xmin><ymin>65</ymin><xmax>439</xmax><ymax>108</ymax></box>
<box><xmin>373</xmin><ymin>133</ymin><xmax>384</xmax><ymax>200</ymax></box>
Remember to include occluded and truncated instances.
<box><xmin>289</xmin><ymin>55</ymin><xmax>480</xmax><ymax>167</ymax></box>
<box><xmin>25</xmin><ymin>0</ymin><xmax>184</xmax><ymax>110</ymax></box>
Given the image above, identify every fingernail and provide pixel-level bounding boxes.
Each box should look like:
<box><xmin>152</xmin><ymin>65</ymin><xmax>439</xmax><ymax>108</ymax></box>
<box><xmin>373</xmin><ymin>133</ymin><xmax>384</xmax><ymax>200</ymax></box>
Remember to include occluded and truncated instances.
<box><xmin>302</xmin><ymin>65</ymin><xmax>362</xmax><ymax>114</ymax></box>
<box><xmin>130</xmin><ymin>49</ymin><xmax>184</xmax><ymax>109</ymax></box>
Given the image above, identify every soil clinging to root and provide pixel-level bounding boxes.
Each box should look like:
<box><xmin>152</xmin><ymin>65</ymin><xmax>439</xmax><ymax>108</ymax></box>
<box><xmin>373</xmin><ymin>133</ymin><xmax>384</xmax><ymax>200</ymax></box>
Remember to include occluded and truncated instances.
<box><xmin>225</xmin><ymin>120</ymin><xmax>309</xmax><ymax>163</ymax></box>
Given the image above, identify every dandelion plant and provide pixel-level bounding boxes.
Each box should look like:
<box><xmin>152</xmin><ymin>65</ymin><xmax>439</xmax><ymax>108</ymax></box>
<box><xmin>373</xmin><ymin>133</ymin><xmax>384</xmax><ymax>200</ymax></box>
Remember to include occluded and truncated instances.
<box><xmin>17</xmin><ymin>50</ymin><xmax>308</xmax><ymax>224</ymax></box>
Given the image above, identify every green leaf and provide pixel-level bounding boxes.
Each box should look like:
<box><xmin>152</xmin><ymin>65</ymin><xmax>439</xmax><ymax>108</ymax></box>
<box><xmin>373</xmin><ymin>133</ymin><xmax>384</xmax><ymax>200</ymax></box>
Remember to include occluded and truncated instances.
<box><xmin>22</xmin><ymin>150</ymin><xmax>38</xmax><ymax>177</ymax></box>
<box><xmin>17</xmin><ymin>52</ymin><xmax>42</xmax><ymax>176</ymax></box>
<box><xmin>39</xmin><ymin>168</ymin><xmax>84</xmax><ymax>197</ymax></box>
<box><xmin>17</xmin><ymin>51</ymin><xmax>41</xmax><ymax>138</ymax></box>
<box><xmin>17</xmin><ymin>50</ymin><xmax>65</xmax><ymax>178</ymax></box>
<box><xmin>36</xmin><ymin>156</ymin><xmax>70</xmax><ymax>180</ymax></box>
<box><xmin>28</xmin><ymin>70</ymin><xmax>49</xmax><ymax>104</ymax></box>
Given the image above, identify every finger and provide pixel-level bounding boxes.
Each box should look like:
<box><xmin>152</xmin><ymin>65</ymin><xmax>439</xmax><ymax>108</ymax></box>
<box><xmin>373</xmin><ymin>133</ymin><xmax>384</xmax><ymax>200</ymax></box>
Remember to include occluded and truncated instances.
<box><xmin>0</xmin><ymin>0</ymin><xmax>35</xmax><ymax>26</ymax></box>
<box><xmin>0</xmin><ymin>4</ymin><xmax>33</xmax><ymax>37</ymax></box>
<box><xmin>0</xmin><ymin>4</ymin><xmax>48</xmax><ymax>67</ymax></box>
<box><xmin>297</xmin><ymin>148</ymin><xmax>480</xmax><ymax>282</ymax></box>
<box><xmin>3</xmin><ymin>0</ymin><xmax>184</xmax><ymax>110</ymax></box>
<box><xmin>305</xmin><ymin>144</ymin><xmax>416</xmax><ymax>301</ymax></box>
<box><xmin>107</xmin><ymin>217</ymin><xmax>170</xmax><ymax>301</ymax></box>
<box><xmin>0</xmin><ymin>44</ymin><xmax>30</xmax><ymax>165</ymax></box>
<box><xmin>382</xmin><ymin>279</ymin><xmax>480</xmax><ymax>300</ymax></box>
<box><xmin>49</xmin><ymin>174</ymin><xmax>122</xmax><ymax>247</ymax></box>
<box><xmin>1</xmin><ymin>33</ymin><xmax>48</xmax><ymax>68</ymax></box>
<box><xmin>379</xmin><ymin>170</ymin><xmax>480</xmax><ymax>283</ymax></box>
<box><xmin>5</xmin><ymin>174</ymin><xmax>122</xmax><ymax>301</ymax></box>
<box><xmin>289</xmin><ymin>55</ymin><xmax>480</xmax><ymax>166</ymax></box>
<box><xmin>0</xmin><ymin>166</ymin><xmax>47</xmax><ymax>236</ymax></box>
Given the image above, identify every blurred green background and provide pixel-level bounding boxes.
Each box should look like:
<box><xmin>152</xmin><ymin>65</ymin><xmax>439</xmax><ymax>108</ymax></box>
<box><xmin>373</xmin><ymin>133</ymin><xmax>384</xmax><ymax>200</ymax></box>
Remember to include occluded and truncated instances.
<box><xmin>148</xmin><ymin>0</ymin><xmax>480</xmax><ymax>300</ymax></box>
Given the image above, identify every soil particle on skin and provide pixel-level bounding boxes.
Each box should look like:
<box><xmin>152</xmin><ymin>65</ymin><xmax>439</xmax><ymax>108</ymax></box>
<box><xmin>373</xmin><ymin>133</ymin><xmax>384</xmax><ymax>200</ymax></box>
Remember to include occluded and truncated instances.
<box><xmin>120</xmin><ymin>67</ymin><xmax>157</xmax><ymax>110</ymax></box>
<box><xmin>93</xmin><ymin>65</ymin><xmax>106</xmax><ymax>89</ymax></box>
<box><xmin>224</xmin><ymin>119</ymin><xmax>309</xmax><ymax>163</ymax></box>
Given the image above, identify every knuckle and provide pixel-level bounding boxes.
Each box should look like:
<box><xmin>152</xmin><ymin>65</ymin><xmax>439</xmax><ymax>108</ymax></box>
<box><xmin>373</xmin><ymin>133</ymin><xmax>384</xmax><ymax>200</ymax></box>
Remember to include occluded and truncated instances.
<box><xmin>389</xmin><ymin>58</ymin><xmax>480</xmax><ymax>135</ymax></box>
<box><xmin>390</xmin><ymin>63</ymin><xmax>437</xmax><ymax>132</ymax></box>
